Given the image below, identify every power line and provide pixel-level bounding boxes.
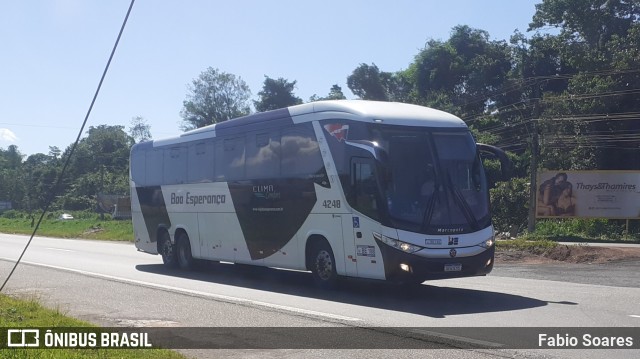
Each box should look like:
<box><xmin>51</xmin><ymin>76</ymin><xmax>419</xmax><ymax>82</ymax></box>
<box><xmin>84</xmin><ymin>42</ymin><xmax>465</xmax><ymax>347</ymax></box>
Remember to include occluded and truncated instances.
<box><xmin>461</xmin><ymin>68</ymin><xmax>640</xmax><ymax>118</ymax></box>
<box><xmin>0</xmin><ymin>0</ymin><xmax>136</xmax><ymax>293</ymax></box>
<box><xmin>461</xmin><ymin>67</ymin><xmax>640</xmax><ymax>124</ymax></box>
<box><xmin>0</xmin><ymin>123</ymin><xmax>77</xmax><ymax>130</ymax></box>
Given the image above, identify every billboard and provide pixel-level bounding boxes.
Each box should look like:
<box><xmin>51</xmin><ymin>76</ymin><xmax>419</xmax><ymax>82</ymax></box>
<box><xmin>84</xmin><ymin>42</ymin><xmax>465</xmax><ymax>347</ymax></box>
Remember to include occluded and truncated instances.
<box><xmin>536</xmin><ymin>171</ymin><xmax>640</xmax><ymax>219</ymax></box>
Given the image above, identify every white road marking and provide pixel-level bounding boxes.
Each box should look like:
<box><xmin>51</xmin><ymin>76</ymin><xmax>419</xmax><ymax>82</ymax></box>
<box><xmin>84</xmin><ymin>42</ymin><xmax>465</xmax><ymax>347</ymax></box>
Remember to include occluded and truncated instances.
<box><xmin>409</xmin><ymin>328</ymin><xmax>503</xmax><ymax>348</ymax></box>
<box><xmin>0</xmin><ymin>257</ymin><xmax>361</xmax><ymax>322</ymax></box>
<box><xmin>630</xmin><ymin>315</ymin><xmax>640</xmax><ymax>318</ymax></box>
<box><xmin>44</xmin><ymin>248</ymin><xmax>75</xmax><ymax>252</ymax></box>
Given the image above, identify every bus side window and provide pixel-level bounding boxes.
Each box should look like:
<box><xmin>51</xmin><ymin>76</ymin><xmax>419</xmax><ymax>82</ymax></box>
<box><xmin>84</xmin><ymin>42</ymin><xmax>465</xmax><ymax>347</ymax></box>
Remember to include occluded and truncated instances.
<box><xmin>281</xmin><ymin>124</ymin><xmax>323</xmax><ymax>178</ymax></box>
<box><xmin>216</xmin><ymin>137</ymin><xmax>245</xmax><ymax>181</ymax></box>
<box><xmin>164</xmin><ymin>146</ymin><xmax>187</xmax><ymax>184</ymax></box>
<box><xmin>131</xmin><ymin>148</ymin><xmax>146</xmax><ymax>185</ymax></box>
<box><xmin>246</xmin><ymin>131</ymin><xmax>280</xmax><ymax>179</ymax></box>
<box><xmin>350</xmin><ymin>158</ymin><xmax>380</xmax><ymax>221</ymax></box>
<box><xmin>188</xmin><ymin>140</ymin><xmax>215</xmax><ymax>183</ymax></box>
<box><xmin>145</xmin><ymin>149</ymin><xmax>163</xmax><ymax>186</ymax></box>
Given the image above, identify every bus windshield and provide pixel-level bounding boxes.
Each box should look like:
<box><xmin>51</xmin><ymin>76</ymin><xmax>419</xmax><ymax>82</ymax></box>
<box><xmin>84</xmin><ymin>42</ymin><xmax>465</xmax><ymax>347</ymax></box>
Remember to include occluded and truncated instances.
<box><xmin>375</xmin><ymin>128</ymin><xmax>490</xmax><ymax>234</ymax></box>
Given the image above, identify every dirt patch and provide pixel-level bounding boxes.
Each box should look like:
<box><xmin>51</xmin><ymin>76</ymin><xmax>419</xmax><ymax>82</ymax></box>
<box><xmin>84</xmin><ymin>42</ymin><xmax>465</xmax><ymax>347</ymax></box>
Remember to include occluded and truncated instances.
<box><xmin>496</xmin><ymin>245</ymin><xmax>640</xmax><ymax>265</ymax></box>
<box><xmin>82</xmin><ymin>227</ymin><xmax>105</xmax><ymax>236</ymax></box>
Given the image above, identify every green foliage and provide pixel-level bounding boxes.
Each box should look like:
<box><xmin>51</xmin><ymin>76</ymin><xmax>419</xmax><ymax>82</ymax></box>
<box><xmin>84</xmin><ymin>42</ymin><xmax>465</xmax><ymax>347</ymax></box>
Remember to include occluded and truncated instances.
<box><xmin>529</xmin><ymin>0</ymin><xmax>639</xmax><ymax>50</ymax></box>
<box><xmin>56</xmin><ymin>195</ymin><xmax>95</xmax><ymax>211</ymax></box>
<box><xmin>254</xmin><ymin>76</ymin><xmax>303</xmax><ymax>112</ymax></box>
<box><xmin>482</xmin><ymin>158</ymin><xmax>502</xmax><ymax>187</ymax></box>
<box><xmin>309</xmin><ymin>84</ymin><xmax>347</xmax><ymax>102</ymax></box>
<box><xmin>0</xmin><ymin>210</ymin><xmax>24</xmax><ymax>219</ymax></box>
<box><xmin>406</xmin><ymin>25</ymin><xmax>512</xmax><ymax>117</ymax></box>
<box><xmin>180</xmin><ymin>67</ymin><xmax>251</xmax><ymax>130</ymax></box>
<box><xmin>489</xmin><ymin>177</ymin><xmax>530</xmax><ymax>233</ymax></box>
<box><xmin>0</xmin><ymin>214</ymin><xmax>133</xmax><ymax>241</ymax></box>
<box><xmin>129</xmin><ymin>116</ymin><xmax>152</xmax><ymax>143</ymax></box>
<box><xmin>347</xmin><ymin>63</ymin><xmax>406</xmax><ymax>101</ymax></box>
<box><xmin>532</xmin><ymin>218</ymin><xmax>633</xmax><ymax>240</ymax></box>
<box><xmin>0</xmin><ymin>294</ymin><xmax>186</xmax><ymax>358</ymax></box>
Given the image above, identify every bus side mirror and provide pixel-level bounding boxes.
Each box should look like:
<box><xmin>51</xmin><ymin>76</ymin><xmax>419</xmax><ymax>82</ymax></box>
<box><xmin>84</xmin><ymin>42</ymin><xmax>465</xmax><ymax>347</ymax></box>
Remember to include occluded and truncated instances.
<box><xmin>345</xmin><ymin>139</ymin><xmax>390</xmax><ymax>181</ymax></box>
<box><xmin>477</xmin><ymin>143</ymin><xmax>512</xmax><ymax>180</ymax></box>
<box><xmin>345</xmin><ymin>140</ymin><xmax>387</xmax><ymax>162</ymax></box>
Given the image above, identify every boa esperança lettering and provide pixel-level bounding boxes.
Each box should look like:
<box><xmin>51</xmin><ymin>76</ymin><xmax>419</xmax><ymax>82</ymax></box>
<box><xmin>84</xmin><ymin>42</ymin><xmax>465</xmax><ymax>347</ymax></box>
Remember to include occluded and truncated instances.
<box><xmin>170</xmin><ymin>192</ymin><xmax>226</xmax><ymax>206</ymax></box>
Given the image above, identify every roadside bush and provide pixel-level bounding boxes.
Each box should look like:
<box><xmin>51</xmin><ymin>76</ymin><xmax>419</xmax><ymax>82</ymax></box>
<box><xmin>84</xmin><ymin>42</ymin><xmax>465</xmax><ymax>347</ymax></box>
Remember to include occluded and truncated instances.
<box><xmin>534</xmin><ymin>218</ymin><xmax>626</xmax><ymax>240</ymax></box>
<box><xmin>1</xmin><ymin>210</ymin><xmax>24</xmax><ymax>219</ymax></box>
<box><xmin>56</xmin><ymin>195</ymin><xmax>95</xmax><ymax>211</ymax></box>
<box><xmin>489</xmin><ymin>177</ymin><xmax>529</xmax><ymax>234</ymax></box>
<box><xmin>70</xmin><ymin>210</ymin><xmax>106</xmax><ymax>220</ymax></box>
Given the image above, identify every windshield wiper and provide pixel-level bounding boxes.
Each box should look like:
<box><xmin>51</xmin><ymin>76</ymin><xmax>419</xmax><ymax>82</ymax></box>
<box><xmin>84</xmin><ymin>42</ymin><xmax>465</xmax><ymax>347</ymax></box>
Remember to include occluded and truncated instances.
<box><xmin>445</xmin><ymin>172</ymin><xmax>479</xmax><ymax>230</ymax></box>
<box><xmin>420</xmin><ymin>182</ymin><xmax>440</xmax><ymax>232</ymax></box>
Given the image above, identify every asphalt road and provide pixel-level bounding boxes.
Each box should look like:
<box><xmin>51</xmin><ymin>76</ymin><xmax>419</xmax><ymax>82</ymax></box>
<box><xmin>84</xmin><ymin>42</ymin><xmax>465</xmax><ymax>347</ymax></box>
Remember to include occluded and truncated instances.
<box><xmin>0</xmin><ymin>233</ymin><xmax>639</xmax><ymax>359</ymax></box>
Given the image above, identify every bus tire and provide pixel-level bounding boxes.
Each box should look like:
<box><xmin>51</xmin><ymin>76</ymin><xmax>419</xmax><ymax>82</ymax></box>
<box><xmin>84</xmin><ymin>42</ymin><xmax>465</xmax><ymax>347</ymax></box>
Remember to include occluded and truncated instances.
<box><xmin>310</xmin><ymin>240</ymin><xmax>338</xmax><ymax>289</ymax></box>
<box><xmin>159</xmin><ymin>231</ymin><xmax>177</xmax><ymax>268</ymax></box>
<box><xmin>176</xmin><ymin>232</ymin><xmax>195</xmax><ymax>270</ymax></box>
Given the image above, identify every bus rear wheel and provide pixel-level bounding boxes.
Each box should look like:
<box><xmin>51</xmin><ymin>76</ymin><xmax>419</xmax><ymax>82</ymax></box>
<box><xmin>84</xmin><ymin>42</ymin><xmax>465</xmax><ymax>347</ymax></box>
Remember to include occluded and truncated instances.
<box><xmin>176</xmin><ymin>232</ymin><xmax>195</xmax><ymax>270</ymax></box>
<box><xmin>159</xmin><ymin>231</ymin><xmax>177</xmax><ymax>268</ymax></box>
<box><xmin>310</xmin><ymin>241</ymin><xmax>338</xmax><ymax>289</ymax></box>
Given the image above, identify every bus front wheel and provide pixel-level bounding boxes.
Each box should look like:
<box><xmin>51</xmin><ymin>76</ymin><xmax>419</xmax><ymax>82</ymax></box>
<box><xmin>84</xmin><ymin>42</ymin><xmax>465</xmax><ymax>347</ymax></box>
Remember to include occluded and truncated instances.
<box><xmin>310</xmin><ymin>241</ymin><xmax>338</xmax><ymax>289</ymax></box>
<box><xmin>159</xmin><ymin>231</ymin><xmax>177</xmax><ymax>268</ymax></box>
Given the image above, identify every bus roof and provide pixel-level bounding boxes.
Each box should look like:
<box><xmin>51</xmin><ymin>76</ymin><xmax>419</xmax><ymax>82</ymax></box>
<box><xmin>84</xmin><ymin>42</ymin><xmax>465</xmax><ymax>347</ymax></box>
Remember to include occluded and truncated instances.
<box><xmin>290</xmin><ymin>100</ymin><xmax>465</xmax><ymax>126</ymax></box>
<box><xmin>148</xmin><ymin>100</ymin><xmax>466</xmax><ymax>148</ymax></box>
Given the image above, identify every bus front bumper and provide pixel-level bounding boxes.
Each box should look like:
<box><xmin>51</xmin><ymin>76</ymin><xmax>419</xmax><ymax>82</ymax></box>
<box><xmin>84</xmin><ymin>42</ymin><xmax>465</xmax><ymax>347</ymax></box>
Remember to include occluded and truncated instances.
<box><xmin>377</xmin><ymin>243</ymin><xmax>495</xmax><ymax>282</ymax></box>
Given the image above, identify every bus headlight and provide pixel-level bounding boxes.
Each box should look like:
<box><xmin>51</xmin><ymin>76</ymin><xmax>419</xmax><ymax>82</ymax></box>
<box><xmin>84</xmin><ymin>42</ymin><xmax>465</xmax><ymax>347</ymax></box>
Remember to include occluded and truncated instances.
<box><xmin>373</xmin><ymin>232</ymin><xmax>423</xmax><ymax>254</ymax></box>
<box><xmin>478</xmin><ymin>237</ymin><xmax>495</xmax><ymax>249</ymax></box>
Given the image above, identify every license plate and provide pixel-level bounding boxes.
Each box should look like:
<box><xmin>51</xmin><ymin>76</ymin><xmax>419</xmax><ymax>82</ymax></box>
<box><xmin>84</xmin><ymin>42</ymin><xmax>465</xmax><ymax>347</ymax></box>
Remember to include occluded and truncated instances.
<box><xmin>444</xmin><ymin>263</ymin><xmax>462</xmax><ymax>272</ymax></box>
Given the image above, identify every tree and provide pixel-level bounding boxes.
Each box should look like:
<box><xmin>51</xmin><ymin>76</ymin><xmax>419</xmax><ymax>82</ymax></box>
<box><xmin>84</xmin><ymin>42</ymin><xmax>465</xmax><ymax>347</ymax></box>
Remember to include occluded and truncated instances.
<box><xmin>530</xmin><ymin>0</ymin><xmax>640</xmax><ymax>51</ymax></box>
<box><xmin>61</xmin><ymin>125</ymin><xmax>133</xmax><ymax>208</ymax></box>
<box><xmin>65</xmin><ymin>125</ymin><xmax>133</xmax><ymax>174</ymax></box>
<box><xmin>347</xmin><ymin>63</ymin><xmax>393</xmax><ymax>101</ymax></box>
<box><xmin>254</xmin><ymin>76</ymin><xmax>302</xmax><ymax>112</ymax></box>
<box><xmin>309</xmin><ymin>84</ymin><xmax>347</xmax><ymax>102</ymax></box>
<box><xmin>527</xmin><ymin>0</ymin><xmax>640</xmax><ymax>170</ymax></box>
<box><xmin>3</xmin><ymin>145</ymin><xmax>23</xmax><ymax>169</ymax></box>
<box><xmin>405</xmin><ymin>25</ymin><xmax>512</xmax><ymax>117</ymax></box>
<box><xmin>129</xmin><ymin>116</ymin><xmax>152</xmax><ymax>143</ymax></box>
<box><xmin>23</xmin><ymin>152</ymin><xmax>58</xmax><ymax>211</ymax></box>
<box><xmin>48</xmin><ymin>146</ymin><xmax>61</xmax><ymax>160</ymax></box>
<box><xmin>0</xmin><ymin>145</ymin><xmax>26</xmax><ymax>209</ymax></box>
<box><xmin>180</xmin><ymin>67</ymin><xmax>252</xmax><ymax>130</ymax></box>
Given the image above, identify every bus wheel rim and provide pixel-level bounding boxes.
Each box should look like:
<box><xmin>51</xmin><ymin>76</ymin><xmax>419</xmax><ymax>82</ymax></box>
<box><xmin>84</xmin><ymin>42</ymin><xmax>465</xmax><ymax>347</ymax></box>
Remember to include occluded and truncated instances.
<box><xmin>316</xmin><ymin>250</ymin><xmax>333</xmax><ymax>280</ymax></box>
<box><xmin>162</xmin><ymin>240</ymin><xmax>173</xmax><ymax>257</ymax></box>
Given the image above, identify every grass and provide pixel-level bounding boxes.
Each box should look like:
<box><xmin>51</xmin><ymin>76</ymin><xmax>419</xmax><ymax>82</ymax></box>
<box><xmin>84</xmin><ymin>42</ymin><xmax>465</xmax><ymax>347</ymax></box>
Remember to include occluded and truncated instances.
<box><xmin>531</xmin><ymin>218</ymin><xmax>640</xmax><ymax>242</ymax></box>
<box><xmin>0</xmin><ymin>214</ymin><xmax>183</xmax><ymax>357</ymax></box>
<box><xmin>496</xmin><ymin>237</ymin><xmax>559</xmax><ymax>253</ymax></box>
<box><xmin>0</xmin><ymin>294</ymin><xmax>184</xmax><ymax>358</ymax></box>
<box><xmin>0</xmin><ymin>218</ymin><xmax>133</xmax><ymax>242</ymax></box>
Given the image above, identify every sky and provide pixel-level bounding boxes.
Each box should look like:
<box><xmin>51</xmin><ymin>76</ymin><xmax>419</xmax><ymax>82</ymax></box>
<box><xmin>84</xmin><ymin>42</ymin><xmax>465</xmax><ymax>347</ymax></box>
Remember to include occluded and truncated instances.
<box><xmin>1</xmin><ymin>0</ymin><xmax>547</xmax><ymax>156</ymax></box>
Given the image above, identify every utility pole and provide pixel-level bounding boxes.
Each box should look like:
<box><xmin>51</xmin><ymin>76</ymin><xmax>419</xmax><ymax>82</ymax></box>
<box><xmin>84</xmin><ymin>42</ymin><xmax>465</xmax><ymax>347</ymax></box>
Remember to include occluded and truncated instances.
<box><xmin>100</xmin><ymin>164</ymin><xmax>105</xmax><ymax>220</ymax></box>
<box><xmin>527</xmin><ymin>86</ymin><xmax>541</xmax><ymax>233</ymax></box>
<box><xmin>527</xmin><ymin>124</ymin><xmax>539</xmax><ymax>233</ymax></box>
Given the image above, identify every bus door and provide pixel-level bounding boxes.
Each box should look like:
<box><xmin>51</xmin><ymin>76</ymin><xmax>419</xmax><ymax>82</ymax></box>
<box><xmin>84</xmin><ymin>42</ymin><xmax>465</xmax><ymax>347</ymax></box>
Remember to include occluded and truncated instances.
<box><xmin>341</xmin><ymin>214</ymin><xmax>358</xmax><ymax>277</ymax></box>
<box><xmin>350</xmin><ymin>158</ymin><xmax>385</xmax><ymax>279</ymax></box>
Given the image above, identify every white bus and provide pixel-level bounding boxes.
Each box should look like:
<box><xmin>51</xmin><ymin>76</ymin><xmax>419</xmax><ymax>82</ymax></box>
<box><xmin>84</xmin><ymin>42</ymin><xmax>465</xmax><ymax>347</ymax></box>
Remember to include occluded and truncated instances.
<box><xmin>130</xmin><ymin>100</ymin><xmax>508</xmax><ymax>287</ymax></box>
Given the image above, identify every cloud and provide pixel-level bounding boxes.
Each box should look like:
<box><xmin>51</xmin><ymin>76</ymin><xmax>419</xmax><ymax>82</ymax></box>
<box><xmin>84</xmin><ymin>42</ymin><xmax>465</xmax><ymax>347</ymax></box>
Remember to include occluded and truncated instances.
<box><xmin>0</xmin><ymin>128</ymin><xmax>18</xmax><ymax>142</ymax></box>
